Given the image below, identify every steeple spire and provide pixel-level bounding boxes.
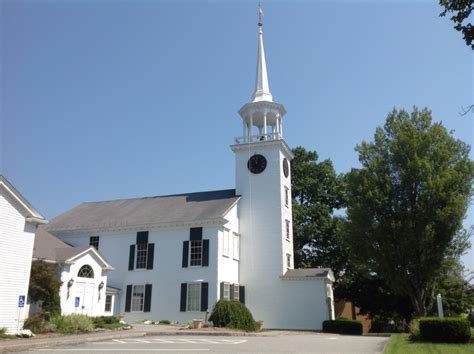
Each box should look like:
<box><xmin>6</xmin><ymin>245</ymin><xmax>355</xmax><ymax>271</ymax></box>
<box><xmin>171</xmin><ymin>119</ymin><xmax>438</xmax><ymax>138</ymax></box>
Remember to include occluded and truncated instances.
<box><xmin>252</xmin><ymin>5</ymin><xmax>273</xmax><ymax>103</ymax></box>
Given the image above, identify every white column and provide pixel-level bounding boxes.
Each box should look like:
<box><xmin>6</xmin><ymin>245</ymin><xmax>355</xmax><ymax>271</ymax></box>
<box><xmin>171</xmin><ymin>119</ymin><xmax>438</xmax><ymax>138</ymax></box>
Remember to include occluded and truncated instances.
<box><xmin>279</xmin><ymin>117</ymin><xmax>283</xmax><ymax>138</ymax></box>
<box><xmin>243</xmin><ymin>120</ymin><xmax>247</xmax><ymax>142</ymax></box>
<box><xmin>263</xmin><ymin>111</ymin><xmax>267</xmax><ymax>137</ymax></box>
<box><xmin>249</xmin><ymin>113</ymin><xmax>254</xmax><ymax>141</ymax></box>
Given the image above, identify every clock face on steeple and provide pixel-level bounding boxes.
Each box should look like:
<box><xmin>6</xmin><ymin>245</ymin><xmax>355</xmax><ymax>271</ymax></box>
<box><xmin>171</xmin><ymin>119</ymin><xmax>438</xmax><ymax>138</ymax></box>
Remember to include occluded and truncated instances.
<box><xmin>247</xmin><ymin>154</ymin><xmax>267</xmax><ymax>174</ymax></box>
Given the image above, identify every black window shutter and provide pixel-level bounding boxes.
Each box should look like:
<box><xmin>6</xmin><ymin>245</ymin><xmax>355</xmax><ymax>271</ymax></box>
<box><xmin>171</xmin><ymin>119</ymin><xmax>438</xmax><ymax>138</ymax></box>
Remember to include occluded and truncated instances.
<box><xmin>137</xmin><ymin>231</ymin><xmax>148</xmax><ymax>244</ymax></box>
<box><xmin>239</xmin><ymin>286</ymin><xmax>245</xmax><ymax>304</ymax></box>
<box><xmin>200</xmin><ymin>282</ymin><xmax>208</xmax><ymax>312</ymax></box>
<box><xmin>144</xmin><ymin>284</ymin><xmax>152</xmax><ymax>312</ymax></box>
<box><xmin>125</xmin><ymin>285</ymin><xmax>132</xmax><ymax>312</ymax></box>
<box><xmin>182</xmin><ymin>241</ymin><xmax>189</xmax><ymax>268</ymax></box>
<box><xmin>147</xmin><ymin>243</ymin><xmax>155</xmax><ymax>270</ymax></box>
<box><xmin>128</xmin><ymin>245</ymin><xmax>135</xmax><ymax>271</ymax></box>
<box><xmin>220</xmin><ymin>282</ymin><xmax>224</xmax><ymax>300</ymax></box>
<box><xmin>202</xmin><ymin>239</ymin><xmax>209</xmax><ymax>267</ymax></box>
<box><xmin>230</xmin><ymin>284</ymin><xmax>235</xmax><ymax>301</ymax></box>
<box><xmin>190</xmin><ymin>227</ymin><xmax>202</xmax><ymax>241</ymax></box>
<box><xmin>180</xmin><ymin>283</ymin><xmax>187</xmax><ymax>312</ymax></box>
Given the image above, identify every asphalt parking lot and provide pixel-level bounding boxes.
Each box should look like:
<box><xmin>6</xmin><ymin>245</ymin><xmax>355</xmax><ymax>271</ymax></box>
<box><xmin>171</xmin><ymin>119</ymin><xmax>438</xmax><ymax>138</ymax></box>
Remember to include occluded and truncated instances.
<box><xmin>21</xmin><ymin>334</ymin><xmax>389</xmax><ymax>353</ymax></box>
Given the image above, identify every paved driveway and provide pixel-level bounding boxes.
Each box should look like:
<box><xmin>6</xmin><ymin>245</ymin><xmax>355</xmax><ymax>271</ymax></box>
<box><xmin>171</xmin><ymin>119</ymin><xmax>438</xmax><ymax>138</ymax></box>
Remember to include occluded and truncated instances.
<box><xmin>21</xmin><ymin>334</ymin><xmax>389</xmax><ymax>353</ymax></box>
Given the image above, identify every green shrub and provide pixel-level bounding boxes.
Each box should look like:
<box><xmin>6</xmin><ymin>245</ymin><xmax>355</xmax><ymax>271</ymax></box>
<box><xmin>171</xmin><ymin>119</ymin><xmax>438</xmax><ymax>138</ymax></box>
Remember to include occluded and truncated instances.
<box><xmin>159</xmin><ymin>320</ymin><xmax>171</xmax><ymax>325</ymax></box>
<box><xmin>419</xmin><ymin>317</ymin><xmax>470</xmax><ymax>343</ymax></box>
<box><xmin>408</xmin><ymin>319</ymin><xmax>421</xmax><ymax>340</ymax></box>
<box><xmin>209</xmin><ymin>300</ymin><xmax>258</xmax><ymax>332</ymax></box>
<box><xmin>322</xmin><ymin>319</ymin><xmax>363</xmax><ymax>335</ymax></box>
<box><xmin>23</xmin><ymin>311</ymin><xmax>49</xmax><ymax>334</ymax></box>
<box><xmin>50</xmin><ymin>314</ymin><xmax>94</xmax><ymax>334</ymax></box>
<box><xmin>92</xmin><ymin>317</ymin><xmax>106</xmax><ymax>329</ymax></box>
<box><xmin>467</xmin><ymin>312</ymin><xmax>474</xmax><ymax>327</ymax></box>
<box><xmin>369</xmin><ymin>315</ymin><xmax>406</xmax><ymax>333</ymax></box>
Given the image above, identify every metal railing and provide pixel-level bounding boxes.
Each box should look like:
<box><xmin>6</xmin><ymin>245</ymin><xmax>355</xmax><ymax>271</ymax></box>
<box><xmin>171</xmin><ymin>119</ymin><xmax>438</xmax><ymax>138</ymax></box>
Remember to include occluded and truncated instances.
<box><xmin>234</xmin><ymin>132</ymin><xmax>282</xmax><ymax>144</ymax></box>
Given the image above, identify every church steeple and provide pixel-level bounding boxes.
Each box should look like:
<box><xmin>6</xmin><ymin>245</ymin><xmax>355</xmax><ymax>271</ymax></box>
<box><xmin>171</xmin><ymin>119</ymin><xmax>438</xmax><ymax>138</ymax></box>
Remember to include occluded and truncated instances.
<box><xmin>252</xmin><ymin>8</ymin><xmax>273</xmax><ymax>103</ymax></box>
<box><xmin>235</xmin><ymin>5</ymin><xmax>286</xmax><ymax>145</ymax></box>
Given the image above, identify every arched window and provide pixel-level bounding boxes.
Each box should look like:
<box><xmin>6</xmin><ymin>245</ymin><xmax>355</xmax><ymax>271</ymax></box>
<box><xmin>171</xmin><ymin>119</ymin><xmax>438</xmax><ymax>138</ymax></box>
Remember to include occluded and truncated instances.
<box><xmin>77</xmin><ymin>265</ymin><xmax>94</xmax><ymax>278</ymax></box>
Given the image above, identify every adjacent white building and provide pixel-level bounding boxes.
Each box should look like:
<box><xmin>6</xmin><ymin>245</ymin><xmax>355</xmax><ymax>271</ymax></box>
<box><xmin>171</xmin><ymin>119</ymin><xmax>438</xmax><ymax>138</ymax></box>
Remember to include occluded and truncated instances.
<box><xmin>44</xmin><ymin>17</ymin><xmax>335</xmax><ymax>330</ymax></box>
<box><xmin>0</xmin><ymin>176</ymin><xmax>47</xmax><ymax>333</ymax></box>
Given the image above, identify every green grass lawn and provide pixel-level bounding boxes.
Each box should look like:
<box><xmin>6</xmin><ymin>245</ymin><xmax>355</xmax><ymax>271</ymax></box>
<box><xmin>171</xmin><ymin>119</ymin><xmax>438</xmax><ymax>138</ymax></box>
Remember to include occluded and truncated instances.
<box><xmin>384</xmin><ymin>334</ymin><xmax>474</xmax><ymax>354</ymax></box>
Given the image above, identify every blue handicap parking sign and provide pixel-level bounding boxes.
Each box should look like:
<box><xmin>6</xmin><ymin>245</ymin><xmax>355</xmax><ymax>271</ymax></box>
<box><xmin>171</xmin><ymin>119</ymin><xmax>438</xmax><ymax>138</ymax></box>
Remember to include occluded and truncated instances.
<box><xmin>18</xmin><ymin>295</ymin><xmax>25</xmax><ymax>308</ymax></box>
<box><xmin>75</xmin><ymin>297</ymin><xmax>80</xmax><ymax>308</ymax></box>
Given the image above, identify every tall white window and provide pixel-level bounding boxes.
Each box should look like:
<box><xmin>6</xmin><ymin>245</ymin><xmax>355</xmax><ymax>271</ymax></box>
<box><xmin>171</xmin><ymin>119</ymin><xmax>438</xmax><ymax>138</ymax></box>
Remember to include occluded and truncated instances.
<box><xmin>132</xmin><ymin>285</ymin><xmax>145</xmax><ymax>311</ymax></box>
<box><xmin>233</xmin><ymin>233</ymin><xmax>240</xmax><ymax>260</ymax></box>
<box><xmin>136</xmin><ymin>243</ymin><xmax>148</xmax><ymax>269</ymax></box>
<box><xmin>190</xmin><ymin>240</ymin><xmax>202</xmax><ymax>266</ymax></box>
<box><xmin>223</xmin><ymin>229</ymin><xmax>230</xmax><ymax>257</ymax></box>
<box><xmin>187</xmin><ymin>283</ymin><xmax>201</xmax><ymax>311</ymax></box>
<box><xmin>285</xmin><ymin>219</ymin><xmax>290</xmax><ymax>240</ymax></box>
<box><xmin>284</xmin><ymin>186</ymin><xmax>289</xmax><ymax>207</ymax></box>
<box><xmin>286</xmin><ymin>253</ymin><xmax>291</xmax><ymax>268</ymax></box>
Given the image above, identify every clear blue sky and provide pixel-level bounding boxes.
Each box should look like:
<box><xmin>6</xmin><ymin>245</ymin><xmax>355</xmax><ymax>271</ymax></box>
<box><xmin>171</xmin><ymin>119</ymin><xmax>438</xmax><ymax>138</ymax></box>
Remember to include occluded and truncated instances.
<box><xmin>1</xmin><ymin>1</ymin><xmax>473</xmax><ymax>270</ymax></box>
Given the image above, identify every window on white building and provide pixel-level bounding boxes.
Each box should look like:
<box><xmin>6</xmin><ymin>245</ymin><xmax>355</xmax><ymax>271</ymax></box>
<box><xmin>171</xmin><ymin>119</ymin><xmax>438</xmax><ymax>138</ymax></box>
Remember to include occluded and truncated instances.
<box><xmin>89</xmin><ymin>236</ymin><xmax>99</xmax><ymax>250</ymax></box>
<box><xmin>187</xmin><ymin>283</ymin><xmax>201</xmax><ymax>311</ymax></box>
<box><xmin>105</xmin><ymin>295</ymin><xmax>112</xmax><ymax>312</ymax></box>
<box><xmin>285</xmin><ymin>220</ymin><xmax>290</xmax><ymax>240</ymax></box>
<box><xmin>233</xmin><ymin>284</ymin><xmax>239</xmax><ymax>301</ymax></box>
<box><xmin>284</xmin><ymin>186</ymin><xmax>290</xmax><ymax>207</ymax></box>
<box><xmin>233</xmin><ymin>233</ymin><xmax>240</xmax><ymax>260</ymax></box>
<box><xmin>136</xmin><ymin>243</ymin><xmax>148</xmax><ymax>269</ymax></box>
<box><xmin>286</xmin><ymin>253</ymin><xmax>291</xmax><ymax>269</ymax></box>
<box><xmin>77</xmin><ymin>265</ymin><xmax>94</xmax><ymax>278</ymax></box>
<box><xmin>222</xmin><ymin>282</ymin><xmax>230</xmax><ymax>300</ymax></box>
<box><xmin>132</xmin><ymin>285</ymin><xmax>145</xmax><ymax>311</ymax></box>
<box><xmin>190</xmin><ymin>240</ymin><xmax>203</xmax><ymax>266</ymax></box>
<box><xmin>223</xmin><ymin>229</ymin><xmax>230</xmax><ymax>257</ymax></box>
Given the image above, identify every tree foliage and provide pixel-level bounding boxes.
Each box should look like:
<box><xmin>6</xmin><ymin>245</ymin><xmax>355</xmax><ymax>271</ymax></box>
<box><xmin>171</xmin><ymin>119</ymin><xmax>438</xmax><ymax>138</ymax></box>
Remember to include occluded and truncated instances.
<box><xmin>291</xmin><ymin>147</ymin><xmax>347</xmax><ymax>277</ymax></box>
<box><xmin>344</xmin><ymin>107</ymin><xmax>474</xmax><ymax>318</ymax></box>
<box><xmin>440</xmin><ymin>0</ymin><xmax>474</xmax><ymax>49</ymax></box>
<box><xmin>28</xmin><ymin>260</ymin><xmax>62</xmax><ymax>316</ymax></box>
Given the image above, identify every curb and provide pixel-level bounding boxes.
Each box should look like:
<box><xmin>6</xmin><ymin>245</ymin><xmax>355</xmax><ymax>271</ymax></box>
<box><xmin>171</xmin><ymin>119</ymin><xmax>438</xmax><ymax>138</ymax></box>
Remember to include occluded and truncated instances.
<box><xmin>0</xmin><ymin>330</ymin><xmax>147</xmax><ymax>353</ymax></box>
<box><xmin>145</xmin><ymin>330</ymin><xmax>262</xmax><ymax>337</ymax></box>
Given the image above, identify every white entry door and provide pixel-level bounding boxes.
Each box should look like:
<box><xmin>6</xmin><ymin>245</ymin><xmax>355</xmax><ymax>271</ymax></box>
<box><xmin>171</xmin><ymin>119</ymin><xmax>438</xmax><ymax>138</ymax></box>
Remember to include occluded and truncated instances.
<box><xmin>75</xmin><ymin>282</ymin><xmax>94</xmax><ymax>316</ymax></box>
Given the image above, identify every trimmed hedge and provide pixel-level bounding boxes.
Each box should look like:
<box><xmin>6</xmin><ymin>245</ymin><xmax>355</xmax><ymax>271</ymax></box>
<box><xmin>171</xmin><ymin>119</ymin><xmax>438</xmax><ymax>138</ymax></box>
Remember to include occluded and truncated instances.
<box><xmin>322</xmin><ymin>319</ymin><xmax>363</xmax><ymax>335</ymax></box>
<box><xmin>419</xmin><ymin>317</ymin><xmax>470</xmax><ymax>343</ymax></box>
<box><xmin>208</xmin><ymin>300</ymin><xmax>258</xmax><ymax>332</ymax></box>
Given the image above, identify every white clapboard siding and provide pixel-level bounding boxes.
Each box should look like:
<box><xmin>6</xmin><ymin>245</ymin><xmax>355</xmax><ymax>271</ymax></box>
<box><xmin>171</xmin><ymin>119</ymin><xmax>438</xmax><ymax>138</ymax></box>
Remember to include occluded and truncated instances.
<box><xmin>0</xmin><ymin>190</ymin><xmax>35</xmax><ymax>333</ymax></box>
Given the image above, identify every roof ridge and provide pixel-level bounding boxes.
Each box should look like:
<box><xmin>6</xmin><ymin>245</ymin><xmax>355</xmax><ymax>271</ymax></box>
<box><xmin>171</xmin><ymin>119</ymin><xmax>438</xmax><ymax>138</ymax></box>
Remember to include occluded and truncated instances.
<box><xmin>81</xmin><ymin>188</ymin><xmax>236</xmax><ymax>204</ymax></box>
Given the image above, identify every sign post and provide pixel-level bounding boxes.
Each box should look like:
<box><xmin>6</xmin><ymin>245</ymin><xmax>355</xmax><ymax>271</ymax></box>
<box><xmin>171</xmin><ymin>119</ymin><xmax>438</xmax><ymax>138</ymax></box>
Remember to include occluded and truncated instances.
<box><xmin>436</xmin><ymin>293</ymin><xmax>444</xmax><ymax>318</ymax></box>
<box><xmin>17</xmin><ymin>295</ymin><xmax>25</xmax><ymax>332</ymax></box>
<box><xmin>75</xmin><ymin>297</ymin><xmax>80</xmax><ymax>313</ymax></box>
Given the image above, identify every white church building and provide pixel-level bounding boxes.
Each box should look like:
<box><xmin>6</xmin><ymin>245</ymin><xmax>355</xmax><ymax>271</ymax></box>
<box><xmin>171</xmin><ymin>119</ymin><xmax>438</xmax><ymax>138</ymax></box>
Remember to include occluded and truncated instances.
<box><xmin>45</xmin><ymin>17</ymin><xmax>335</xmax><ymax>330</ymax></box>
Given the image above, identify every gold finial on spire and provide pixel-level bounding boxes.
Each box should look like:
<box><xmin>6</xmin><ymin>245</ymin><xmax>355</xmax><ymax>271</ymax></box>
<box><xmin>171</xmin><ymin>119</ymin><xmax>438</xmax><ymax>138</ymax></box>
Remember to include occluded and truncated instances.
<box><xmin>258</xmin><ymin>3</ymin><xmax>263</xmax><ymax>27</ymax></box>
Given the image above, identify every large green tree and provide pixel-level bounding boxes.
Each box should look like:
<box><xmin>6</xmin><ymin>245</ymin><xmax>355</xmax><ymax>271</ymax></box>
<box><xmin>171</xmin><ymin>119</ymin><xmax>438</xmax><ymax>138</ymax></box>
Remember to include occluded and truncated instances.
<box><xmin>28</xmin><ymin>260</ymin><xmax>62</xmax><ymax>316</ymax></box>
<box><xmin>344</xmin><ymin>107</ymin><xmax>474</xmax><ymax>318</ymax></box>
<box><xmin>291</xmin><ymin>147</ymin><xmax>347</xmax><ymax>277</ymax></box>
<box><xmin>440</xmin><ymin>0</ymin><xmax>474</xmax><ymax>49</ymax></box>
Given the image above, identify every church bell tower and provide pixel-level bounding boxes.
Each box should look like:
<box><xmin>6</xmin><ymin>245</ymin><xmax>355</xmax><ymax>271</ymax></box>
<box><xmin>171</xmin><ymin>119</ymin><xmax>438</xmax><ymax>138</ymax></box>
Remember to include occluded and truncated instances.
<box><xmin>231</xmin><ymin>7</ymin><xmax>294</xmax><ymax>299</ymax></box>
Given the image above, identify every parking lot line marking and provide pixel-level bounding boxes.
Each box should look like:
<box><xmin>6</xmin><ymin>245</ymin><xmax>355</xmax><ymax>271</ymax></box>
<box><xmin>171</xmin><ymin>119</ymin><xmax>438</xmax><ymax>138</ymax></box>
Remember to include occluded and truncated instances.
<box><xmin>38</xmin><ymin>349</ymin><xmax>210</xmax><ymax>352</ymax></box>
<box><xmin>112</xmin><ymin>339</ymin><xmax>126</xmax><ymax>343</ymax></box>
<box><xmin>151</xmin><ymin>338</ymin><xmax>175</xmax><ymax>343</ymax></box>
<box><xmin>179</xmin><ymin>339</ymin><xmax>199</xmax><ymax>343</ymax></box>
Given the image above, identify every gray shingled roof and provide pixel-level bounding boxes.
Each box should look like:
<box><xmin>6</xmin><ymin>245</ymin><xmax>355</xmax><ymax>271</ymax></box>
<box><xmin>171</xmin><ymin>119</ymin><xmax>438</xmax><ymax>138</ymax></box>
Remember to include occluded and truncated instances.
<box><xmin>46</xmin><ymin>189</ymin><xmax>239</xmax><ymax>232</ymax></box>
<box><xmin>33</xmin><ymin>227</ymin><xmax>89</xmax><ymax>262</ymax></box>
<box><xmin>282</xmin><ymin>268</ymin><xmax>332</xmax><ymax>278</ymax></box>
